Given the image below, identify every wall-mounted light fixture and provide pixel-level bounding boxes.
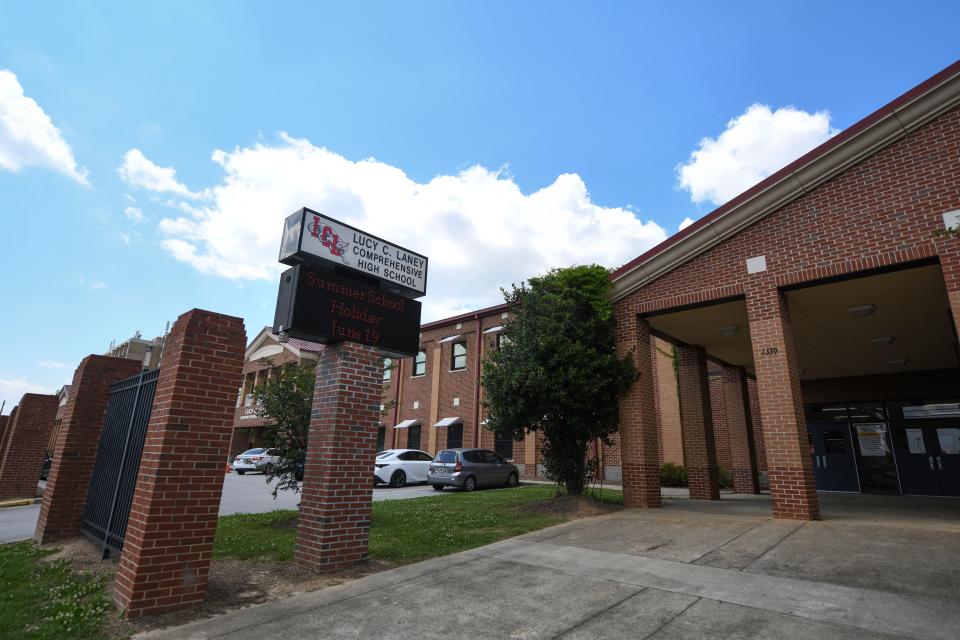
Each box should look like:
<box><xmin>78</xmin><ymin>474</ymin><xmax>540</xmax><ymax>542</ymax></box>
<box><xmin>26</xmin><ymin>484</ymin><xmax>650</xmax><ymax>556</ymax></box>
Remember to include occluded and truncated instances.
<box><xmin>848</xmin><ymin>304</ymin><xmax>876</xmax><ymax>317</ymax></box>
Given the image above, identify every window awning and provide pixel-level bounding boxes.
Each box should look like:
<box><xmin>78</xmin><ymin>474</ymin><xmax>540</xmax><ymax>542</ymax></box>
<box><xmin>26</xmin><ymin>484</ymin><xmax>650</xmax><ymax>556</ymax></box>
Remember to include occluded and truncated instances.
<box><xmin>393</xmin><ymin>419</ymin><xmax>421</xmax><ymax>429</ymax></box>
<box><xmin>439</xmin><ymin>334</ymin><xmax>462</xmax><ymax>343</ymax></box>
<box><xmin>433</xmin><ymin>416</ymin><xmax>463</xmax><ymax>428</ymax></box>
<box><xmin>483</xmin><ymin>325</ymin><xmax>505</xmax><ymax>334</ymax></box>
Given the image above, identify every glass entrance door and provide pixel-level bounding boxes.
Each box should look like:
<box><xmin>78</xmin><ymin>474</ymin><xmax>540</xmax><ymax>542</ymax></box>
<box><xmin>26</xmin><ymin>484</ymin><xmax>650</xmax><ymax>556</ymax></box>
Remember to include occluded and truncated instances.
<box><xmin>933</xmin><ymin>426</ymin><xmax>960</xmax><ymax>497</ymax></box>
<box><xmin>808</xmin><ymin>422</ymin><xmax>860</xmax><ymax>492</ymax></box>
<box><xmin>890</xmin><ymin>402</ymin><xmax>960</xmax><ymax>497</ymax></box>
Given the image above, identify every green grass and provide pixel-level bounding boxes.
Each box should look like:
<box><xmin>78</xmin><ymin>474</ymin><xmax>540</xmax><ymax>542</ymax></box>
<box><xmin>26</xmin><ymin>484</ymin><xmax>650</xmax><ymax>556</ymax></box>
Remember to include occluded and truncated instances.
<box><xmin>214</xmin><ymin>484</ymin><xmax>600</xmax><ymax>563</ymax></box>
<box><xmin>0</xmin><ymin>542</ymin><xmax>111</xmax><ymax>640</ymax></box>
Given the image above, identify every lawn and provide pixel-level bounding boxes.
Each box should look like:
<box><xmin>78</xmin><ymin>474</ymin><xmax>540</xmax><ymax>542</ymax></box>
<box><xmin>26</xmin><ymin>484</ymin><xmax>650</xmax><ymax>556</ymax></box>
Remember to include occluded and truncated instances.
<box><xmin>214</xmin><ymin>484</ymin><xmax>616</xmax><ymax>563</ymax></box>
<box><xmin>0</xmin><ymin>484</ymin><xmax>619</xmax><ymax>639</ymax></box>
<box><xmin>0</xmin><ymin>542</ymin><xmax>111</xmax><ymax>640</ymax></box>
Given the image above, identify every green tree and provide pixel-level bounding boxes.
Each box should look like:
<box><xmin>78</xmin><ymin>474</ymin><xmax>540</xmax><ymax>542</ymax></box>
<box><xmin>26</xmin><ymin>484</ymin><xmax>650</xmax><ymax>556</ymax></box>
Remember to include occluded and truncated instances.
<box><xmin>252</xmin><ymin>359</ymin><xmax>316</xmax><ymax>496</ymax></box>
<box><xmin>481</xmin><ymin>264</ymin><xmax>637</xmax><ymax>495</ymax></box>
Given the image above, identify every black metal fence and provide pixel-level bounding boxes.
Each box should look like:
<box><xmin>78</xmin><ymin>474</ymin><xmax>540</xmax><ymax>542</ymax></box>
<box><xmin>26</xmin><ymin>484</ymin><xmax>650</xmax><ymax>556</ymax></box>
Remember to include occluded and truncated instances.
<box><xmin>80</xmin><ymin>368</ymin><xmax>159</xmax><ymax>557</ymax></box>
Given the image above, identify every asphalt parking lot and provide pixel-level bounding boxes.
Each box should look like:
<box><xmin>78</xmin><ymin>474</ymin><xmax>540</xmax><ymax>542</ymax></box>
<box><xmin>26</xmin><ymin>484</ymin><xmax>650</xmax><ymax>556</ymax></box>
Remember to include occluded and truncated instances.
<box><xmin>0</xmin><ymin>473</ymin><xmax>445</xmax><ymax>543</ymax></box>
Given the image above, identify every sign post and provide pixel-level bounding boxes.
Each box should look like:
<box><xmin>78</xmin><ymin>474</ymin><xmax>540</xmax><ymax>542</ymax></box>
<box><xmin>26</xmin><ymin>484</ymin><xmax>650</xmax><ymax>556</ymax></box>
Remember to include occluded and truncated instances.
<box><xmin>276</xmin><ymin>207</ymin><xmax>428</xmax><ymax>573</ymax></box>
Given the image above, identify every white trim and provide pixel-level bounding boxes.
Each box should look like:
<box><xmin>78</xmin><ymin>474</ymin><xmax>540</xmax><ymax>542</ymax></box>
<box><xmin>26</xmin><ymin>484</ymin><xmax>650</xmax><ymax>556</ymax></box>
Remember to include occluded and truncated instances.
<box><xmin>393</xmin><ymin>419</ymin><xmax>421</xmax><ymax>429</ymax></box>
<box><xmin>433</xmin><ymin>417</ymin><xmax>463</xmax><ymax>428</ymax></box>
<box><xmin>611</xmin><ymin>68</ymin><xmax>960</xmax><ymax>301</ymax></box>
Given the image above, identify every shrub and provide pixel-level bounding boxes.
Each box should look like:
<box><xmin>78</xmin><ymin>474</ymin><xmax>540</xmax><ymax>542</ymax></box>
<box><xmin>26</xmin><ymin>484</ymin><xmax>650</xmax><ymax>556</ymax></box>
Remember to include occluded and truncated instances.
<box><xmin>718</xmin><ymin>465</ymin><xmax>733</xmax><ymax>489</ymax></box>
<box><xmin>660</xmin><ymin>462</ymin><xmax>688</xmax><ymax>487</ymax></box>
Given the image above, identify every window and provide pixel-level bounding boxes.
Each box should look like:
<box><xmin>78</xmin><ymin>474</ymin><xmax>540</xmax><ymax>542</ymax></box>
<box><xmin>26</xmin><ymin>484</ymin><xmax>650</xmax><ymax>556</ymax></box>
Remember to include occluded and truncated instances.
<box><xmin>383</xmin><ymin>358</ymin><xmax>392</xmax><ymax>381</ymax></box>
<box><xmin>496</xmin><ymin>333</ymin><xmax>511</xmax><ymax>350</ymax></box>
<box><xmin>447</xmin><ymin>423</ymin><xmax>463</xmax><ymax>449</ymax></box>
<box><xmin>494</xmin><ymin>434</ymin><xmax>514</xmax><ymax>460</ymax></box>
<box><xmin>407</xmin><ymin>425</ymin><xmax>422</xmax><ymax>450</ymax></box>
<box><xmin>398</xmin><ymin>451</ymin><xmax>418</xmax><ymax>460</ymax></box>
<box><xmin>413</xmin><ymin>350</ymin><xmax>427</xmax><ymax>376</ymax></box>
<box><xmin>376</xmin><ymin>426</ymin><xmax>386</xmax><ymax>453</ymax></box>
<box><xmin>482</xmin><ymin>450</ymin><xmax>505</xmax><ymax>464</ymax></box>
<box><xmin>452</xmin><ymin>341</ymin><xmax>467</xmax><ymax>370</ymax></box>
<box><xmin>435</xmin><ymin>450</ymin><xmax>457</xmax><ymax>463</ymax></box>
<box><xmin>416</xmin><ymin>452</ymin><xmax>434</xmax><ymax>461</ymax></box>
<box><xmin>462</xmin><ymin>450</ymin><xmax>484</xmax><ymax>463</ymax></box>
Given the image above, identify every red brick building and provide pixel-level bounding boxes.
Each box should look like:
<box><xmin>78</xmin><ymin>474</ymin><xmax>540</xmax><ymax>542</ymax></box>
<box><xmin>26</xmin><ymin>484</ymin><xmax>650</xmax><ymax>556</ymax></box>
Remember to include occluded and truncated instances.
<box><xmin>611</xmin><ymin>61</ymin><xmax>960</xmax><ymax>519</ymax></box>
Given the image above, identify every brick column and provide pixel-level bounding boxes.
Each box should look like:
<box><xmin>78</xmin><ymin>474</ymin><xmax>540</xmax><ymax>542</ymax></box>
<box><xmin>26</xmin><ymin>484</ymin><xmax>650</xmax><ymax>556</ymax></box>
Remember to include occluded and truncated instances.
<box><xmin>34</xmin><ymin>356</ymin><xmax>142</xmax><ymax>544</ymax></box>
<box><xmin>745</xmin><ymin>285</ymin><xmax>818</xmax><ymax>520</ymax></box>
<box><xmin>615</xmin><ymin>310</ymin><xmax>661</xmax><ymax>508</ymax></box>
<box><xmin>295</xmin><ymin>341</ymin><xmax>381</xmax><ymax>572</ymax></box>
<box><xmin>0</xmin><ymin>415</ymin><xmax>9</xmax><ymax>451</ymax></box>
<box><xmin>0</xmin><ymin>394</ymin><xmax>58</xmax><ymax>500</ymax></box>
<box><xmin>0</xmin><ymin>407</ymin><xmax>16</xmax><ymax>462</ymax></box>
<box><xmin>721</xmin><ymin>365</ymin><xmax>761</xmax><ymax>494</ymax></box>
<box><xmin>113</xmin><ymin>309</ymin><xmax>245</xmax><ymax>619</ymax></box>
<box><xmin>936</xmin><ymin>236</ymin><xmax>960</xmax><ymax>336</ymax></box>
<box><xmin>676</xmin><ymin>345</ymin><xmax>720</xmax><ymax>500</ymax></box>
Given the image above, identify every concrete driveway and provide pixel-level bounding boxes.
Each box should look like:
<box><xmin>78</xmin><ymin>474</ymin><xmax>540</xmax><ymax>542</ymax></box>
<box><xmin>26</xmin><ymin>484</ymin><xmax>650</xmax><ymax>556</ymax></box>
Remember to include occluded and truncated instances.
<box><xmin>0</xmin><ymin>474</ymin><xmax>443</xmax><ymax>543</ymax></box>
<box><xmin>140</xmin><ymin>493</ymin><xmax>960</xmax><ymax>640</ymax></box>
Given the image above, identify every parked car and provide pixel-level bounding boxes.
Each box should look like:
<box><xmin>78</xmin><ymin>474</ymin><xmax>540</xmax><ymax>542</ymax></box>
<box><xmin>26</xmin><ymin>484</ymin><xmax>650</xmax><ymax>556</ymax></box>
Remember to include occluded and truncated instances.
<box><xmin>233</xmin><ymin>448</ymin><xmax>281</xmax><ymax>474</ymax></box>
<box><xmin>374</xmin><ymin>449</ymin><xmax>434</xmax><ymax>487</ymax></box>
<box><xmin>428</xmin><ymin>448</ymin><xmax>519</xmax><ymax>492</ymax></box>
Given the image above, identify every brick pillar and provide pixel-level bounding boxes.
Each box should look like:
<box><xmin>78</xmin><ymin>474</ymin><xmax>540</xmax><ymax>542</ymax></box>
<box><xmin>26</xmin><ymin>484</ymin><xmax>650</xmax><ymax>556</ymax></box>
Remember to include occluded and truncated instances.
<box><xmin>0</xmin><ymin>394</ymin><xmax>58</xmax><ymax>500</ymax></box>
<box><xmin>721</xmin><ymin>365</ymin><xmax>760</xmax><ymax>494</ymax></box>
<box><xmin>0</xmin><ymin>415</ymin><xmax>9</xmax><ymax>451</ymax></box>
<box><xmin>34</xmin><ymin>356</ymin><xmax>142</xmax><ymax>544</ymax></box>
<box><xmin>747</xmin><ymin>378</ymin><xmax>767</xmax><ymax>472</ymax></box>
<box><xmin>936</xmin><ymin>236</ymin><xmax>960</xmax><ymax>337</ymax></box>
<box><xmin>746</xmin><ymin>285</ymin><xmax>818</xmax><ymax>520</ymax></box>
<box><xmin>0</xmin><ymin>407</ymin><xmax>16</xmax><ymax>462</ymax></box>
<box><xmin>295</xmin><ymin>342</ymin><xmax>380</xmax><ymax>572</ymax></box>
<box><xmin>113</xmin><ymin>309</ymin><xmax>245</xmax><ymax>619</ymax></box>
<box><xmin>708</xmin><ymin>374</ymin><xmax>731</xmax><ymax>468</ymax></box>
<box><xmin>615</xmin><ymin>310</ymin><xmax>661</xmax><ymax>508</ymax></box>
<box><xmin>676</xmin><ymin>345</ymin><xmax>720</xmax><ymax>500</ymax></box>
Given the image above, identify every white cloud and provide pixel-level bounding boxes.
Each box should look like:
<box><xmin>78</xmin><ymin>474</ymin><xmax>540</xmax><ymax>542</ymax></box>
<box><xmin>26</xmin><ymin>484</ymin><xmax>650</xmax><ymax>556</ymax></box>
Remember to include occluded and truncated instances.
<box><xmin>37</xmin><ymin>360</ymin><xmax>68</xmax><ymax>370</ymax></box>
<box><xmin>677</xmin><ymin>104</ymin><xmax>837</xmax><ymax>206</ymax></box>
<box><xmin>124</xmin><ymin>206</ymin><xmax>143</xmax><ymax>221</ymax></box>
<box><xmin>118</xmin><ymin>148</ymin><xmax>199</xmax><ymax>197</ymax></box>
<box><xmin>678</xmin><ymin>217</ymin><xmax>695</xmax><ymax>231</ymax></box>
<box><xmin>0</xmin><ymin>69</ymin><xmax>89</xmax><ymax>185</ymax></box>
<box><xmin>150</xmin><ymin>134</ymin><xmax>667</xmax><ymax>321</ymax></box>
<box><xmin>0</xmin><ymin>377</ymin><xmax>50</xmax><ymax>410</ymax></box>
<box><xmin>76</xmin><ymin>278</ymin><xmax>108</xmax><ymax>291</ymax></box>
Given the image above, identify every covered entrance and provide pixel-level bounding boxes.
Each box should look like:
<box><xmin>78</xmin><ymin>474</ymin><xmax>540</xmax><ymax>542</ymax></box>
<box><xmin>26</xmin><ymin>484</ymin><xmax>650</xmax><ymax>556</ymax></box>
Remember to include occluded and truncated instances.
<box><xmin>639</xmin><ymin>260</ymin><xmax>960</xmax><ymax>505</ymax></box>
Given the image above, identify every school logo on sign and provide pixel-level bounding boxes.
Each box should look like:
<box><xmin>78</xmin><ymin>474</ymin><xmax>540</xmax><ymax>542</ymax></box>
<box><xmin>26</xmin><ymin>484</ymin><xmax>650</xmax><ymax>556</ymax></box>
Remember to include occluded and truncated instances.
<box><xmin>308</xmin><ymin>215</ymin><xmax>349</xmax><ymax>259</ymax></box>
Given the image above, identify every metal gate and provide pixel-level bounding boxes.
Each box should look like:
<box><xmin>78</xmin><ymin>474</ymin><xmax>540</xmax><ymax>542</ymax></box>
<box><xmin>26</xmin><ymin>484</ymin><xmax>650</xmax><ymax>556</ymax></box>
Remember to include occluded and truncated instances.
<box><xmin>80</xmin><ymin>368</ymin><xmax>159</xmax><ymax>557</ymax></box>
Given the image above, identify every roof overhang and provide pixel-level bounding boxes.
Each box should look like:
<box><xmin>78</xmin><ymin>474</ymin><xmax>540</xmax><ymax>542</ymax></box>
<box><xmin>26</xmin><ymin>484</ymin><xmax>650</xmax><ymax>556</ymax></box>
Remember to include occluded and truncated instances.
<box><xmin>433</xmin><ymin>417</ymin><xmax>463</xmax><ymax>428</ymax></box>
<box><xmin>394</xmin><ymin>419</ymin><xmax>421</xmax><ymax>429</ymax></box>
<box><xmin>611</xmin><ymin>61</ymin><xmax>960</xmax><ymax>302</ymax></box>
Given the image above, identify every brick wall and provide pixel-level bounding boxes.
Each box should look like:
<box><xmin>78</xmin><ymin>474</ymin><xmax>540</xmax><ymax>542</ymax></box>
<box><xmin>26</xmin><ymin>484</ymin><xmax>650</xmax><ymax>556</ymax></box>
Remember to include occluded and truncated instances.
<box><xmin>0</xmin><ymin>394</ymin><xmax>58</xmax><ymax>500</ymax></box>
<box><xmin>676</xmin><ymin>345</ymin><xmax>720</xmax><ymax>500</ymax></box>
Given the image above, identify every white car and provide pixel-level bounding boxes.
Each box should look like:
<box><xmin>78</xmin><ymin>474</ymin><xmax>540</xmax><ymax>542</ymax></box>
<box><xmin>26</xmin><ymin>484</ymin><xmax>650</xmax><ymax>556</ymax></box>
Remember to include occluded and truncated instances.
<box><xmin>233</xmin><ymin>448</ymin><xmax>280</xmax><ymax>475</ymax></box>
<box><xmin>374</xmin><ymin>449</ymin><xmax>434</xmax><ymax>487</ymax></box>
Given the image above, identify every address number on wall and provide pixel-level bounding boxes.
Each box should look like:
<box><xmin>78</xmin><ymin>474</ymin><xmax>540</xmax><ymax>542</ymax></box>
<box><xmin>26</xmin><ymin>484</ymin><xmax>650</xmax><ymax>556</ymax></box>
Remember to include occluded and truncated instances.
<box><xmin>760</xmin><ymin>347</ymin><xmax>779</xmax><ymax>356</ymax></box>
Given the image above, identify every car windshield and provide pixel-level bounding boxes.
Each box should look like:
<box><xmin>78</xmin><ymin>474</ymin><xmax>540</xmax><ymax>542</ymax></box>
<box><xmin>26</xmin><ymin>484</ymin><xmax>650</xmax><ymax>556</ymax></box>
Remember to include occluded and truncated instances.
<box><xmin>241</xmin><ymin>448</ymin><xmax>265</xmax><ymax>456</ymax></box>
<box><xmin>376</xmin><ymin>451</ymin><xmax>397</xmax><ymax>459</ymax></box>
<box><xmin>435</xmin><ymin>451</ymin><xmax>456</xmax><ymax>463</ymax></box>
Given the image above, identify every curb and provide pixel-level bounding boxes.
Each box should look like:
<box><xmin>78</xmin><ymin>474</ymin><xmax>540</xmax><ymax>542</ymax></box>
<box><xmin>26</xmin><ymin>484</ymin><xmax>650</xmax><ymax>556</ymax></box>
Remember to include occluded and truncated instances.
<box><xmin>0</xmin><ymin>498</ymin><xmax>41</xmax><ymax>509</ymax></box>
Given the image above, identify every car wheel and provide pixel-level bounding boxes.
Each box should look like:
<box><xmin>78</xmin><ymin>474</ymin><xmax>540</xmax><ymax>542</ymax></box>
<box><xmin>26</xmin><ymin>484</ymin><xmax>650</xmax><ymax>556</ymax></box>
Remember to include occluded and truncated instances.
<box><xmin>432</xmin><ymin>484</ymin><xmax>445</xmax><ymax>491</ymax></box>
<box><xmin>463</xmin><ymin>476</ymin><xmax>477</xmax><ymax>492</ymax></box>
<box><xmin>506</xmin><ymin>472</ymin><xmax>519</xmax><ymax>488</ymax></box>
<box><xmin>390</xmin><ymin>470</ymin><xmax>407</xmax><ymax>488</ymax></box>
<box><xmin>236</xmin><ymin>470</ymin><xmax>245</xmax><ymax>475</ymax></box>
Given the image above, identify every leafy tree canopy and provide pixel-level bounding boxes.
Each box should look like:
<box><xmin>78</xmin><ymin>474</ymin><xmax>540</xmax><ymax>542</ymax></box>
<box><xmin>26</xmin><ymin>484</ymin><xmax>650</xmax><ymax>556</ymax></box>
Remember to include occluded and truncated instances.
<box><xmin>252</xmin><ymin>359</ymin><xmax>316</xmax><ymax>496</ymax></box>
<box><xmin>481</xmin><ymin>264</ymin><xmax>637</xmax><ymax>494</ymax></box>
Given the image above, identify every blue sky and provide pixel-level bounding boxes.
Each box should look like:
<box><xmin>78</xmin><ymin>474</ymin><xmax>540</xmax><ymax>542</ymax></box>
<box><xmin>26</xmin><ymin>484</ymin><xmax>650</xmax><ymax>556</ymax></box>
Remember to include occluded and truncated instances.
<box><xmin>1</xmin><ymin>1</ymin><xmax>958</xmax><ymax>410</ymax></box>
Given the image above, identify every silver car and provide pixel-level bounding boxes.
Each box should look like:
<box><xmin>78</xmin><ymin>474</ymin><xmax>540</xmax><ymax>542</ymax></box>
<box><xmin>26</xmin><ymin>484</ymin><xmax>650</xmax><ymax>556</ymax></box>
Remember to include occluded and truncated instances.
<box><xmin>428</xmin><ymin>448</ymin><xmax>520</xmax><ymax>492</ymax></box>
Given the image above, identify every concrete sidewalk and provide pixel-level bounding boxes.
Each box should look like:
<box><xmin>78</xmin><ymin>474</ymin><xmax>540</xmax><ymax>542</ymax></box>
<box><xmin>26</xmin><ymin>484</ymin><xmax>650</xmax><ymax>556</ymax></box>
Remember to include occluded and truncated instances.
<box><xmin>138</xmin><ymin>494</ymin><xmax>960</xmax><ymax>640</ymax></box>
